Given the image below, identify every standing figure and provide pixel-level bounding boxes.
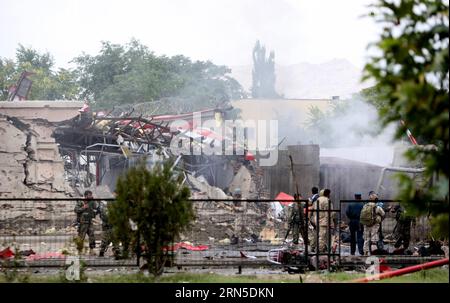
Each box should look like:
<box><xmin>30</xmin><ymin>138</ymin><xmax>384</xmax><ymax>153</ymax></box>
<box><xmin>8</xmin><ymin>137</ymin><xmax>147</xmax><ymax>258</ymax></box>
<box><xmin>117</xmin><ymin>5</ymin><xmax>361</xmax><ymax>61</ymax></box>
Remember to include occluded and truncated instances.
<box><xmin>285</xmin><ymin>193</ymin><xmax>303</xmax><ymax>245</ymax></box>
<box><xmin>74</xmin><ymin>190</ymin><xmax>97</xmax><ymax>253</ymax></box>
<box><xmin>98</xmin><ymin>200</ymin><xmax>120</xmax><ymax>258</ymax></box>
<box><xmin>393</xmin><ymin>205</ymin><xmax>415</xmax><ymax>252</ymax></box>
<box><xmin>345</xmin><ymin>193</ymin><xmax>364</xmax><ymax>255</ymax></box>
<box><xmin>311</xmin><ymin>189</ymin><xmax>331</xmax><ymax>253</ymax></box>
<box><xmin>232</xmin><ymin>188</ymin><xmax>244</xmax><ymax>244</ymax></box>
<box><xmin>360</xmin><ymin>191</ymin><xmax>385</xmax><ymax>256</ymax></box>
<box><xmin>308</xmin><ymin>187</ymin><xmax>319</xmax><ymax>208</ymax></box>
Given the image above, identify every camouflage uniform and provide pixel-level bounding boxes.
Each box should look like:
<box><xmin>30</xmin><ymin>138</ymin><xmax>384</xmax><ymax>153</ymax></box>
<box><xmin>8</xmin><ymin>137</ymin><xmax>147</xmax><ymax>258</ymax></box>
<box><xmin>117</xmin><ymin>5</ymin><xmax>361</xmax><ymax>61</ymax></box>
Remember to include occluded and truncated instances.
<box><xmin>362</xmin><ymin>202</ymin><xmax>385</xmax><ymax>255</ymax></box>
<box><xmin>74</xmin><ymin>199</ymin><xmax>97</xmax><ymax>249</ymax></box>
<box><xmin>393</xmin><ymin>206</ymin><xmax>414</xmax><ymax>250</ymax></box>
<box><xmin>286</xmin><ymin>202</ymin><xmax>302</xmax><ymax>244</ymax></box>
<box><xmin>98</xmin><ymin>202</ymin><xmax>120</xmax><ymax>257</ymax></box>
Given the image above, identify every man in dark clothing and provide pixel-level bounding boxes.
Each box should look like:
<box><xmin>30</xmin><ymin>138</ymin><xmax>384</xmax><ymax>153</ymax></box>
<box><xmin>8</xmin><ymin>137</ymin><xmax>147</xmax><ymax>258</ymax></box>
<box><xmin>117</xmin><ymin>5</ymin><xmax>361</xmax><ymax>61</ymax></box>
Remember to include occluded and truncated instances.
<box><xmin>308</xmin><ymin>187</ymin><xmax>319</xmax><ymax>208</ymax></box>
<box><xmin>345</xmin><ymin>193</ymin><xmax>364</xmax><ymax>255</ymax></box>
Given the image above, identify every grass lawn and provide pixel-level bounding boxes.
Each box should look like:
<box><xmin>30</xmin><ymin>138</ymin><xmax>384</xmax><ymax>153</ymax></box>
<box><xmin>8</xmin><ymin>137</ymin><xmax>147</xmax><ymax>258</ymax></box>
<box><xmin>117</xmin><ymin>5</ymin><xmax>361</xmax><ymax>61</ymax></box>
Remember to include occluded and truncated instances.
<box><xmin>0</xmin><ymin>268</ymin><xmax>448</xmax><ymax>283</ymax></box>
<box><xmin>319</xmin><ymin>268</ymin><xmax>449</xmax><ymax>283</ymax></box>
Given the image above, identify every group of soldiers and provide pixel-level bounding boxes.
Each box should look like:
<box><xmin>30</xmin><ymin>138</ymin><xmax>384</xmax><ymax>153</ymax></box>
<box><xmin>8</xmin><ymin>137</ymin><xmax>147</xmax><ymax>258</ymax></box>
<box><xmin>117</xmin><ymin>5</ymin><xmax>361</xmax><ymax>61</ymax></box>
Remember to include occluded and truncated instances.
<box><xmin>284</xmin><ymin>188</ymin><xmax>415</xmax><ymax>256</ymax></box>
<box><xmin>74</xmin><ymin>190</ymin><xmax>120</xmax><ymax>257</ymax></box>
<box><xmin>75</xmin><ymin>188</ymin><xmax>414</xmax><ymax>258</ymax></box>
<box><xmin>346</xmin><ymin>191</ymin><xmax>414</xmax><ymax>256</ymax></box>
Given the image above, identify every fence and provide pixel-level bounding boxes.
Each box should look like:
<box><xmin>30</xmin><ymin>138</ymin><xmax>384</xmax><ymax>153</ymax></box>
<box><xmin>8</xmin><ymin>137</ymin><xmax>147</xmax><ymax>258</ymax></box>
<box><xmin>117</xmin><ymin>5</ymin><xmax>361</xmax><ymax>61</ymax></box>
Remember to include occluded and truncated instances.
<box><xmin>0</xmin><ymin>198</ymin><xmax>442</xmax><ymax>272</ymax></box>
<box><xmin>0</xmin><ymin>198</ymin><xmax>137</xmax><ymax>267</ymax></box>
<box><xmin>339</xmin><ymin>200</ymin><xmax>434</xmax><ymax>257</ymax></box>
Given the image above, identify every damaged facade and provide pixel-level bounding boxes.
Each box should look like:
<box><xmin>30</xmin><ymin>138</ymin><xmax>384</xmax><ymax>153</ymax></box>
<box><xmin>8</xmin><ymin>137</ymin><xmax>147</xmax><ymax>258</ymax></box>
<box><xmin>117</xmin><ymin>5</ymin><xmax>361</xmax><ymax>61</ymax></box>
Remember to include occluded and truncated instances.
<box><xmin>0</xmin><ymin>100</ymin><xmax>277</xmax><ymax>242</ymax></box>
<box><xmin>0</xmin><ymin>101</ymin><xmax>79</xmax><ymax>198</ymax></box>
<box><xmin>0</xmin><ymin>100</ymin><xmax>431</xmax><ymax>248</ymax></box>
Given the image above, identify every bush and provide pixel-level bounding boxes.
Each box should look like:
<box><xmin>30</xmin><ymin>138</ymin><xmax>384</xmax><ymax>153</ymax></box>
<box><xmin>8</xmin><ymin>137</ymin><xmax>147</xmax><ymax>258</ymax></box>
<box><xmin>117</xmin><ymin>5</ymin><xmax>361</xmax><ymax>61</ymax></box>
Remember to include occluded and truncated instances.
<box><xmin>109</xmin><ymin>159</ymin><xmax>193</xmax><ymax>276</ymax></box>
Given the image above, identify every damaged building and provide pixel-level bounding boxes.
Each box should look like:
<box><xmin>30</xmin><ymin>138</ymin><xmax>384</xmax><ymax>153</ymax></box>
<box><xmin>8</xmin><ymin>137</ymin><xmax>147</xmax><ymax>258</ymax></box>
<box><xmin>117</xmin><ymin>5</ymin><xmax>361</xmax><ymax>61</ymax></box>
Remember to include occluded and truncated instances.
<box><xmin>0</xmin><ymin>99</ymin><xmax>431</xmax><ymax>248</ymax></box>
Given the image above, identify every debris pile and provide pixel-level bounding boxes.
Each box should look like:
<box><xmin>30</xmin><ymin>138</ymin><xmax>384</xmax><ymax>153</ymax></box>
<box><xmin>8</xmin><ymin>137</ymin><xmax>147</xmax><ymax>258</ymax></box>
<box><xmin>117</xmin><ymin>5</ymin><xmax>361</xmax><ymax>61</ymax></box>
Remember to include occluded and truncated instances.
<box><xmin>185</xmin><ymin>160</ymin><xmax>285</xmax><ymax>245</ymax></box>
<box><xmin>0</xmin><ymin>101</ymin><xmax>287</xmax><ymax>247</ymax></box>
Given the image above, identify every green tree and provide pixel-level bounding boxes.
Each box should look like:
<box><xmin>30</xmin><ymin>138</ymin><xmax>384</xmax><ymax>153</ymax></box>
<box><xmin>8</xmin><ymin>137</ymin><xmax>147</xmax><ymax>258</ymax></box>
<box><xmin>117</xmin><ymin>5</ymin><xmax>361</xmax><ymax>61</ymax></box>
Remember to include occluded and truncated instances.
<box><xmin>72</xmin><ymin>39</ymin><xmax>246</xmax><ymax>110</ymax></box>
<box><xmin>109</xmin><ymin>159</ymin><xmax>194</xmax><ymax>276</ymax></box>
<box><xmin>0</xmin><ymin>57</ymin><xmax>16</xmax><ymax>100</ymax></box>
<box><xmin>0</xmin><ymin>45</ymin><xmax>79</xmax><ymax>100</ymax></box>
<box><xmin>251</xmin><ymin>40</ymin><xmax>280</xmax><ymax>98</ymax></box>
<box><xmin>363</xmin><ymin>0</ymin><xmax>449</xmax><ymax>237</ymax></box>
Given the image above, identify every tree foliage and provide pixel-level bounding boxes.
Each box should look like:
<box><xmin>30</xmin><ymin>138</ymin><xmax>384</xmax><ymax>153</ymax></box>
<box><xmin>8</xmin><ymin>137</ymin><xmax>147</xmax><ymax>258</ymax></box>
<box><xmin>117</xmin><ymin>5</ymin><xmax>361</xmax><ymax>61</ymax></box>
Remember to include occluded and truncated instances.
<box><xmin>72</xmin><ymin>39</ymin><xmax>246</xmax><ymax>109</ymax></box>
<box><xmin>0</xmin><ymin>44</ymin><xmax>79</xmax><ymax>100</ymax></box>
<box><xmin>108</xmin><ymin>159</ymin><xmax>193</xmax><ymax>276</ymax></box>
<box><xmin>251</xmin><ymin>40</ymin><xmax>280</xmax><ymax>98</ymax></box>
<box><xmin>363</xmin><ymin>0</ymin><xmax>449</xmax><ymax>237</ymax></box>
<box><xmin>1</xmin><ymin>40</ymin><xmax>246</xmax><ymax>111</ymax></box>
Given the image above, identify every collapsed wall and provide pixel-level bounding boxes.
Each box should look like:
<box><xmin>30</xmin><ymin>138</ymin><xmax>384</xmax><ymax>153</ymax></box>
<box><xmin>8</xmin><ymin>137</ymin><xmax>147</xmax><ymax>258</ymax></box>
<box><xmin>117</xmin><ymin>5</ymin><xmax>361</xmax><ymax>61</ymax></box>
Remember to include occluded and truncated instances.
<box><xmin>0</xmin><ymin>101</ymin><xmax>83</xmax><ymax>234</ymax></box>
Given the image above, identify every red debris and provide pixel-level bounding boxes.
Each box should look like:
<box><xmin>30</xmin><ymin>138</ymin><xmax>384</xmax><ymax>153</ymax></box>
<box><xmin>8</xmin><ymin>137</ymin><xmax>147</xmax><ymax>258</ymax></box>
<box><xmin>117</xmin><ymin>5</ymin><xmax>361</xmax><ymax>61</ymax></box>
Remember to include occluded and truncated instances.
<box><xmin>0</xmin><ymin>247</ymin><xmax>14</xmax><ymax>259</ymax></box>
<box><xmin>245</xmin><ymin>152</ymin><xmax>255</xmax><ymax>161</ymax></box>
<box><xmin>275</xmin><ymin>192</ymin><xmax>294</xmax><ymax>206</ymax></box>
<box><xmin>163</xmin><ymin>242</ymin><xmax>209</xmax><ymax>252</ymax></box>
<box><xmin>25</xmin><ymin>252</ymin><xmax>66</xmax><ymax>261</ymax></box>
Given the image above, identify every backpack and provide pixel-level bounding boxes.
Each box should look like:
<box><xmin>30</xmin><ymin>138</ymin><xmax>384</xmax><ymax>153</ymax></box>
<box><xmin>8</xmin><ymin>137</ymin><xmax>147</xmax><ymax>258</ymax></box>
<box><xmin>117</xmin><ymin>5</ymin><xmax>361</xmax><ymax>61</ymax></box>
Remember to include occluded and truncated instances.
<box><xmin>360</xmin><ymin>203</ymin><xmax>377</xmax><ymax>226</ymax></box>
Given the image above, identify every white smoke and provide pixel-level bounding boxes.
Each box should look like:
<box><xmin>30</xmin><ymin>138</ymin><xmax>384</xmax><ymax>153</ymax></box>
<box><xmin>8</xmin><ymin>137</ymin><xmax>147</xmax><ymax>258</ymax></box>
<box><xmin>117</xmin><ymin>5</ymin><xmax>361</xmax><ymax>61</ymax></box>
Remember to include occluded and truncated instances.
<box><xmin>275</xmin><ymin>98</ymin><xmax>401</xmax><ymax>167</ymax></box>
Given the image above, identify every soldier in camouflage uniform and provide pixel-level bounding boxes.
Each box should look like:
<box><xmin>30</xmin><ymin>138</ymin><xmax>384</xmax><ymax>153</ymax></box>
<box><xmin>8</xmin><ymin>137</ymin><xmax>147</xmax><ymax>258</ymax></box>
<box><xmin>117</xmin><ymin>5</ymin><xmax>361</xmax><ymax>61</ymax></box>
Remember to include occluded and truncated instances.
<box><xmin>98</xmin><ymin>200</ymin><xmax>120</xmax><ymax>257</ymax></box>
<box><xmin>74</xmin><ymin>190</ymin><xmax>97</xmax><ymax>252</ymax></box>
<box><xmin>393</xmin><ymin>205</ymin><xmax>415</xmax><ymax>251</ymax></box>
<box><xmin>285</xmin><ymin>193</ymin><xmax>303</xmax><ymax>245</ymax></box>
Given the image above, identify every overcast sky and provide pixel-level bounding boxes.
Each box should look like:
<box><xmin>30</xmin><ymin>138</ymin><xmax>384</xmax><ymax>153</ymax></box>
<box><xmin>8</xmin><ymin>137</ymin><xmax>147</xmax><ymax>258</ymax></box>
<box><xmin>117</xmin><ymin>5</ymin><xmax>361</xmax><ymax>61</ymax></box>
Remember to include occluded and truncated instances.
<box><xmin>0</xmin><ymin>0</ymin><xmax>380</xmax><ymax>69</ymax></box>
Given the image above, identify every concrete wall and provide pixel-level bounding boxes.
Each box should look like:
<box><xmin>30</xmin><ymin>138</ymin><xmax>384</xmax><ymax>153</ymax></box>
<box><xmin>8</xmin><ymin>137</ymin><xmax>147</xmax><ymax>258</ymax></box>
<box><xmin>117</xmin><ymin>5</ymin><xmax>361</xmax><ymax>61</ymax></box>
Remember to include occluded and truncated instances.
<box><xmin>319</xmin><ymin>157</ymin><xmax>401</xmax><ymax>208</ymax></box>
<box><xmin>261</xmin><ymin>145</ymin><xmax>320</xmax><ymax>199</ymax></box>
<box><xmin>0</xmin><ymin>101</ymin><xmax>83</xmax><ymax>122</ymax></box>
<box><xmin>258</xmin><ymin>144</ymin><xmax>409</xmax><ymax>206</ymax></box>
<box><xmin>0</xmin><ymin>101</ymin><xmax>82</xmax><ymax>198</ymax></box>
<box><xmin>0</xmin><ymin>117</ymin><xmax>75</xmax><ymax>198</ymax></box>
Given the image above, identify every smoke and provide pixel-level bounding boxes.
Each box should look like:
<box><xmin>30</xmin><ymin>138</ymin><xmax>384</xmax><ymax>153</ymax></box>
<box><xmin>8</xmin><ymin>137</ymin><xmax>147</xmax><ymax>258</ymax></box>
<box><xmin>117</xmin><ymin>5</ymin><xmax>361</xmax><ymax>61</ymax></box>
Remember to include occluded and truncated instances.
<box><xmin>274</xmin><ymin>98</ymin><xmax>401</xmax><ymax>167</ymax></box>
<box><xmin>316</xmin><ymin>98</ymin><xmax>396</xmax><ymax>147</ymax></box>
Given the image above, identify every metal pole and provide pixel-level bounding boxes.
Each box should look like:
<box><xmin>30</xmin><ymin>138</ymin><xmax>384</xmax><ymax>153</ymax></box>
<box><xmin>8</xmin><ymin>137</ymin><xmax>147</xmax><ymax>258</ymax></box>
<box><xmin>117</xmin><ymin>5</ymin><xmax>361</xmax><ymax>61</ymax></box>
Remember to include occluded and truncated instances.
<box><xmin>316</xmin><ymin>201</ymin><xmax>319</xmax><ymax>270</ymax></box>
<box><xmin>338</xmin><ymin>201</ymin><xmax>342</xmax><ymax>268</ymax></box>
<box><xmin>305</xmin><ymin>201</ymin><xmax>308</xmax><ymax>262</ymax></box>
<box><xmin>327</xmin><ymin>199</ymin><xmax>331</xmax><ymax>271</ymax></box>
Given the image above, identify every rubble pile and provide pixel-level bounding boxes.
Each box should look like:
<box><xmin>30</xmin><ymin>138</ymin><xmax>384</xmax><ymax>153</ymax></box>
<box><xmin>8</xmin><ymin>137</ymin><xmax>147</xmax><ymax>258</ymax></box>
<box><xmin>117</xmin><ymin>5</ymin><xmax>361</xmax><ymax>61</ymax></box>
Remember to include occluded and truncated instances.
<box><xmin>0</xmin><ymin>101</ymin><xmax>286</xmax><ymax>244</ymax></box>
<box><xmin>185</xmin><ymin>160</ymin><xmax>285</xmax><ymax>245</ymax></box>
<box><xmin>0</xmin><ymin>200</ymin><xmax>75</xmax><ymax>235</ymax></box>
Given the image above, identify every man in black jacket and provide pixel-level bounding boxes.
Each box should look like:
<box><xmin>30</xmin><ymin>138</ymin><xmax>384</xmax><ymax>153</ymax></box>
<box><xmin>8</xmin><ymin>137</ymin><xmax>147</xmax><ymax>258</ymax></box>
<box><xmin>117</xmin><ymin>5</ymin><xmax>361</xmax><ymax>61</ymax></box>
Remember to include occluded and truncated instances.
<box><xmin>345</xmin><ymin>193</ymin><xmax>364</xmax><ymax>255</ymax></box>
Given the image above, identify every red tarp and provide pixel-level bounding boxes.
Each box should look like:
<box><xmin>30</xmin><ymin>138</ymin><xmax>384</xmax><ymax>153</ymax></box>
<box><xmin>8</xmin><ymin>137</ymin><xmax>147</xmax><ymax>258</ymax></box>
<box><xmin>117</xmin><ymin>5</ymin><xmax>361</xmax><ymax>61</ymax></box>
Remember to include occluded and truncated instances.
<box><xmin>0</xmin><ymin>247</ymin><xmax>14</xmax><ymax>259</ymax></box>
<box><xmin>245</xmin><ymin>152</ymin><xmax>255</xmax><ymax>161</ymax></box>
<box><xmin>275</xmin><ymin>192</ymin><xmax>294</xmax><ymax>206</ymax></box>
<box><xmin>163</xmin><ymin>242</ymin><xmax>209</xmax><ymax>252</ymax></box>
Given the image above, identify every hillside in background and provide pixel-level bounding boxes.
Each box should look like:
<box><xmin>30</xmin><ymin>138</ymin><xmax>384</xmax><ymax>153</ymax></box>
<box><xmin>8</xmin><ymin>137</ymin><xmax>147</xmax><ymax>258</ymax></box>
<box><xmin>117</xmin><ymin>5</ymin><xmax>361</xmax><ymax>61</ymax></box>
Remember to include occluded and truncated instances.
<box><xmin>231</xmin><ymin>58</ymin><xmax>373</xmax><ymax>99</ymax></box>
